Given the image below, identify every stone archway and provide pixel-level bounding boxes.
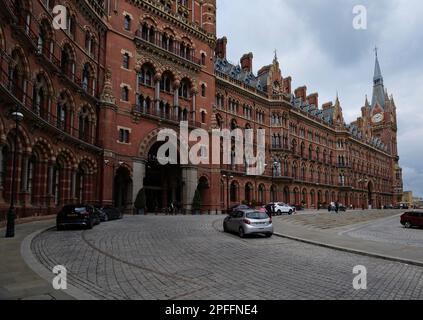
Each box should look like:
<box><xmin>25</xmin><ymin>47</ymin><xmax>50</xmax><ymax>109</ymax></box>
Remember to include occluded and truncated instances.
<box><xmin>114</xmin><ymin>166</ymin><xmax>132</xmax><ymax>210</ymax></box>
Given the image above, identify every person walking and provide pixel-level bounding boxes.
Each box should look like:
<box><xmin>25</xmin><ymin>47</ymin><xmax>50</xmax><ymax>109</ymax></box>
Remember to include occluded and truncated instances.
<box><xmin>335</xmin><ymin>201</ymin><xmax>339</xmax><ymax>214</ymax></box>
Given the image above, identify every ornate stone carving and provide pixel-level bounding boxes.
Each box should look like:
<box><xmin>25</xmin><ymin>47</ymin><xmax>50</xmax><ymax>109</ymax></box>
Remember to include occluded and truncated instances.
<box><xmin>100</xmin><ymin>67</ymin><xmax>116</xmax><ymax>104</ymax></box>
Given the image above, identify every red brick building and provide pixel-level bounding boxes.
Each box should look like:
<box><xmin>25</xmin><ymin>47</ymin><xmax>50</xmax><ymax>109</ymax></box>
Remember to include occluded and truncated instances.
<box><xmin>0</xmin><ymin>0</ymin><xmax>402</xmax><ymax>220</ymax></box>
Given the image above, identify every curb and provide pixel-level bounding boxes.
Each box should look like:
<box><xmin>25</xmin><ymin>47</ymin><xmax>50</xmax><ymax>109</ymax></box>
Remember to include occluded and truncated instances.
<box><xmin>21</xmin><ymin>225</ymin><xmax>98</xmax><ymax>300</ymax></box>
<box><xmin>273</xmin><ymin>232</ymin><xmax>423</xmax><ymax>268</ymax></box>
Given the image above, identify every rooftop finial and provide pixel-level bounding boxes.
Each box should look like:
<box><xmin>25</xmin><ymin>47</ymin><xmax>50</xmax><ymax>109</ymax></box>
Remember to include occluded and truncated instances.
<box><xmin>374</xmin><ymin>46</ymin><xmax>378</xmax><ymax>58</ymax></box>
<box><xmin>274</xmin><ymin>49</ymin><xmax>278</xmax><ymax>61</ymax></box>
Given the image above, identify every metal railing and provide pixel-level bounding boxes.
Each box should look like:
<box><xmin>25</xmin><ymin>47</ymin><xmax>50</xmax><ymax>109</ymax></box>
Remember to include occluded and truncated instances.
<box><xmin>132</xmin><ymin>103</ymin><xmax>202</xmax><ymax>128</ymax></box>
<box><xmin>135</xmin><ymin>29</ymin><xmax>201</xmax><ymax>65</ymax></box>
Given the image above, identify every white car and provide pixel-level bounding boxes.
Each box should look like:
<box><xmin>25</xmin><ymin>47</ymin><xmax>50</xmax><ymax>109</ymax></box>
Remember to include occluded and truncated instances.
<box><xmin>265</xmin><ymin>203</ymin><xmax>295</xmax><ymax>216</ymax></box>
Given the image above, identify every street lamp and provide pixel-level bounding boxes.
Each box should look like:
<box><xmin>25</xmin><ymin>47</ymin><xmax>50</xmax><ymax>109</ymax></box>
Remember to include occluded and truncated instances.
<box><xmin>104</xmin><ymin>159</ymin><xmax>124</xmax><ymax>207</ymax></box>
<box><xmin>5</xmin><ymin>109</ymin><xmax>24</xmax><ymax>238</ymax></box>
<box><xmin>222</xmin><ymin>174</ymin><xmax>234</xmax><ymax>214</ymax></box>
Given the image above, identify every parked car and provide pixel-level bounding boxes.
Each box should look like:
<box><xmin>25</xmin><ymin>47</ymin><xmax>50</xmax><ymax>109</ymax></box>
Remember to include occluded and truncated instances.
<box><xmin>265</xmin><ymin>203</ymin><xmax>295</xmax><ymax>216</ymax></box>
<box><xmin>95</xmin><ymin>205</ymin><xmax>123</xmax><ymax>222</ymax></box>
<box><xmin>328</xmin><ymin>202</ymin><xmax>346</xmax><ymax>212</ymax></box>
<box><xmin>56</xmin><ymin>204</ymin><xmax>101</xmax><ymax>230</ymax></box>
<box><xmin>401</xmin><ymin>211</ymin><xmax>423</xmax><ymax>229</ymax></box>
<box><xmin>223</xmin><ymin>209</ymin><xmax>273</xmax><ymax>238</ymax></box>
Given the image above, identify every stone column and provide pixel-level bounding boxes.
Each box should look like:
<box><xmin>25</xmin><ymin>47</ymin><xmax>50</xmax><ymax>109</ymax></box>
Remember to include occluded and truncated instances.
<box><xmin>181</xmin><ymin>166</ymin><xmax>198</xmax><ymax>211</ymax></box>
<box><xmin>191</xmin><ymin>89</ymin><xmax>197</xmax><ymax>122</ymax></box>
<box><xmin>132</xmin><ymin>159</ymin><xmax>146</xmax><ymax>206</ymax></box>
<box><xmin>154</xmin><ymin>73</ymin><xmax>161</xmax><ymax>114</ymax></box>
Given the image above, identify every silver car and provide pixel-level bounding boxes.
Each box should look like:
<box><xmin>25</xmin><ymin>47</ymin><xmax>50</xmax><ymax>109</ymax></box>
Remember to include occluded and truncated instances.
<box><xmin>223</xmin><ymin>210</ymin><xmax>273</xmax><ymax>238</ymax></box>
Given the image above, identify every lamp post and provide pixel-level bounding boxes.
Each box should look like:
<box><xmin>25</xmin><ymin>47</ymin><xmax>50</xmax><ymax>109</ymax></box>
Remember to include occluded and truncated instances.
<box><xmin>5</xmin><ymin>109</ymin><xmax>24</xmax><ymax>238</ymax></box>
<box><xmin>222</xmin><ymin>174</ymin><xmax>233</xmax><ymax>214</ymax></box>
<box><xmin>104</xmin><ymin>159</ymin><xmax>124</xmax><ymax>207</ymax></box>
<box><xmin>271</xmin><ymin>161</ymin><xmax>278</xmax><ymax>215</ymax></box>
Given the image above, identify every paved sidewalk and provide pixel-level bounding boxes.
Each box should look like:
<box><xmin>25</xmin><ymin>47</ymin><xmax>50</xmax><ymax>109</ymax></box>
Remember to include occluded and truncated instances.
<box><xmin>0</xmin><ymin>220</ymin><xmax>72</xmax><ymax>300</ymax></box>
<box><xmin>272</xmin><ymin>214</ymin><xmax>423</xmax><ymax>267</ymax></box>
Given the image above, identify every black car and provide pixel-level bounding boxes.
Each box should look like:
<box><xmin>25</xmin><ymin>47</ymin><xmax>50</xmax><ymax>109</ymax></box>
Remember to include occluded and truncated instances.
<box><xmin>56</xmin><ymin>204</ymin><xmax>101</xmax><ymax>230</ymax></box>
<box><xmin>100</xmin><ymin>206</ymin><xmax>123</xmax><ymax>221</ymax></box>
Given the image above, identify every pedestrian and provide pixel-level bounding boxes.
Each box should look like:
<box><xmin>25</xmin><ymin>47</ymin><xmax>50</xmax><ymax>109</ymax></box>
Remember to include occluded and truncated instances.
<box><xmin>335</xmin><ymin>202</ymin><xmax>339</xmax><ymax>213</ymax></box>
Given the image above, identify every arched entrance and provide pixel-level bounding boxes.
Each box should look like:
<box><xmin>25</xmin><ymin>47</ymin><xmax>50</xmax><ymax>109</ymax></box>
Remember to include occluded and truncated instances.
<box><xmin>144</xmin><ymin>141</ymin><xmax>182</xmax><ymax>212</ymax></box>
<box><xmin>114</xmin><ymin>166</ymin><xmax>132</xmax><ymax>210</ymax></box>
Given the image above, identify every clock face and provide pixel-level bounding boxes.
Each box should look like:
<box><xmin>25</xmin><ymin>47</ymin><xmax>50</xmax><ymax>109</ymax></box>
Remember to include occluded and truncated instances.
<box><xmin>372</xmin><ymin>113</ymin><xmax>384</xmax><ymax>123</ymax></box>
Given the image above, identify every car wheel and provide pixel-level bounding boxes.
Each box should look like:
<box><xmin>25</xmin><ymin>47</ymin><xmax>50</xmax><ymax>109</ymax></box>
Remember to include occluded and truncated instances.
<box><xmin>103</xmin><ymin>214</ymin><xmax>109</xmax><ymax>222</ymax></box>
<box><xmin>288</xmin><ymin>209</ymin><xmax>293</xmax><ymax>215</ymax></box>
<box><xmin>265</xmin><ymin>233</ymin><xmax>273</xmax><ymax>238</ymax></box>
<box><xmin>87</xmin><ymin>219</ymin><xmax>94</xmax><ymax>230</ymax></box>
<box><xmin>405</xmin><ymin>222</ymin><xmax>412</xmax><ymax>229</ymax></box>
<box><xmin>223</xmin><ymin>222</ymin><xmax>228</xmax><ymax>233</ymax></box>
<box><xmin>57</xmin><ymin>225</ymin><xmax>63</xmax><ymax>231</ymax></box>
<box><xmin>277</xmin><ymin>210</ymin><xmax>282</xmax><ymax>216</ymax></box>
<box><xmin>239</xmin><ymin>227</ymin><xmax>245</xmax><ymax>238</ymax></box>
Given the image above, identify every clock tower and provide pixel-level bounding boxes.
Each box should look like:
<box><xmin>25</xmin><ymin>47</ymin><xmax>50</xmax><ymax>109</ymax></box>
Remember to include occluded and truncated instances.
<box><xmin>367</xmin><ymin>49</ymin><xmax>403</xmax><ymax>204</ymax></box>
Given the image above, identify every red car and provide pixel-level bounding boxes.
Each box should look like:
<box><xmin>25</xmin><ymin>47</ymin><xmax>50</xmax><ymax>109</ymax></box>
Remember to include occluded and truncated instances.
<box><xmin>401</xmin><ymin>211</ymin><xmax>423</xmax><ymax>229</ymax></box>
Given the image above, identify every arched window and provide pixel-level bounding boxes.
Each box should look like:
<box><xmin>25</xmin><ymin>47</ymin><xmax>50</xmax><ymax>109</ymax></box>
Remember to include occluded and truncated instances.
<box><xmin>179</xmin><ymin>79</ymin><xmax>191</xmax><ymax>99</ymax></box>
<box><xmin>201</xmin><ymin>84</ymin><xmax>206</xmax><ymax>97</ymax></box>
<box><xmin>124</xmin><ymin>15</ymin><xmax>131</xmax><ymax>31</ymax></box>
<box><xmin>139</xmin><ymin>64</ymin><xmax>154</xmax><ymax>86</ymax></box>
<box><xmin>32</xmin><ymin>73</ymin><xmax>49</xmax><ymax>119</ymax></box>
<box><xmin>78</xmin><ymin>106</ymin><xmax>91</xmax><ymax>142</ymax></box>
<box><xmin>57</xmin><ymin>92</ymin><xmax>71</xmax><ymax>132</ymax></box>
<box><xmin>160</xmin><ymin>72</ymin><xmax>173</xmax><ymax>92</ymax></box>
<box><xmin>38</xmin><ymin>19</ymin><xmax>52</xmax><ymax>56</ymax></box>
<box><xmin>82</xmin><ymin>63</ymin><xmax>92</xmax><ymax>92</ymax></box>
<box><xmin>61</xmin><ymin>44</ymin><xmax>75</xmax><ymax>79</ymax></box>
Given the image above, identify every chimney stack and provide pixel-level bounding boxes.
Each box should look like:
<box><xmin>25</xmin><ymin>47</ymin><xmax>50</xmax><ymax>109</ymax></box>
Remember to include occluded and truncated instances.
<box><xmin>215</xmin><ymin>37</ymin><xmax>227</xmax><ymax>59</ymax></box>
<box><xmin>294</xmin><ymin>86</ymin><xmax>307</xmax><ymax>101</ymax></box>
<box><xmin>240</xmin><ymin>52</ymin><xmax>253</xmax><ymax>72</ymax></box>
<box><xmin>307</xmin><ymin>93</ymin><xmax>319</xmax><ymax>107</ymax></box>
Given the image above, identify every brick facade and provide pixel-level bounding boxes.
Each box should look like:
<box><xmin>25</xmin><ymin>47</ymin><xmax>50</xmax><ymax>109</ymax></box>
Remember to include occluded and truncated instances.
<box><xmin>0</xmin><ymin>0</ymin><xmax>402</xmax><ymax>220</ymax></box>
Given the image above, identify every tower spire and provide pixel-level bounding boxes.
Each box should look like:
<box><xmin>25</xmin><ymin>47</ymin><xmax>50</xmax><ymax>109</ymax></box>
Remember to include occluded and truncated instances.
<box><xmin>371</xmin><ymin>47</ymin><xmax>385</xmax><ymax>109</ymax></box>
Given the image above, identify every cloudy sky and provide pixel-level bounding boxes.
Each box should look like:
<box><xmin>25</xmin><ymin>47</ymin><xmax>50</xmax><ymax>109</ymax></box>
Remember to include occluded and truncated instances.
<box><xmin>217</xmin><ymin>0</ymin><xmax>423</xmax><ymax>198</ymax></box>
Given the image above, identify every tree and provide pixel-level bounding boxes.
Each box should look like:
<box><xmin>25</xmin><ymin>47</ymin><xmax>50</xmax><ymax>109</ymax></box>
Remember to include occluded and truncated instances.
<box><xmin>192</xmin><ymin>189</ymin><xmax>202</xmax><ymax>213</ymax></box>
<box><xmin>134</xmin><ymin>188</ymin><xmax>146</xmax><ymax>214</ymax></box>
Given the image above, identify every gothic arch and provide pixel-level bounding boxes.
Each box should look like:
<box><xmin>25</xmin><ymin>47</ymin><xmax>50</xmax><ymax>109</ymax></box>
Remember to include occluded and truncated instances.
<box><xmin>32</xmin><ymin>138</ymin><xmax>54</xmax><ymax>162</ymax></box>
<box><xmin>9</xmin><ymin>46</ymin><xmax>30</xmax><ymax>79</ymax></box>
<box><xmin>55</xmin><ymin>148</ymin><xmax>77</xmax><ymax>169</ymax></box>
<box><xmin>6</xmin><ymin>124</ymin><xmax>31</xmax><ymax>153</ymax></box>
<box><xmin>77</xmin><ymin>156</ymin><xmax>97</xmax><ymax>174</ymax></box>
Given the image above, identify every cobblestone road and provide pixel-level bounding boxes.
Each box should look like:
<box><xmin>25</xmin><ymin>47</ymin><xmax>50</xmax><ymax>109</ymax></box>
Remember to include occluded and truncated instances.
<box><xmin>31</xmin><ymin>215</ymin><xmax>423</xmax><ymax>300</ymax></box>
<box><xmin>278</xmin><ymin>210</ymin><xmax>404</xmax><ymax>230</ymax></box>
<box><xmin>344</xmin><ymin>215</ymin><xmax>423</xmax><ymax>248</ymax></box>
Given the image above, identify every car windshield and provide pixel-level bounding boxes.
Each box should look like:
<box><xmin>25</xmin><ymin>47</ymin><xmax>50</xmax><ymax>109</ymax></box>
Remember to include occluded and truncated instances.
<box><xmin>246</xmin><ymin>212</ymin><xmax>269</xmax><ymax>220</ymax></box>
